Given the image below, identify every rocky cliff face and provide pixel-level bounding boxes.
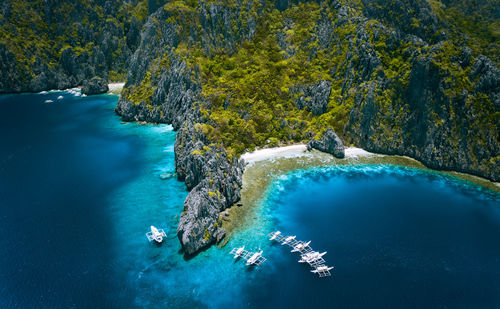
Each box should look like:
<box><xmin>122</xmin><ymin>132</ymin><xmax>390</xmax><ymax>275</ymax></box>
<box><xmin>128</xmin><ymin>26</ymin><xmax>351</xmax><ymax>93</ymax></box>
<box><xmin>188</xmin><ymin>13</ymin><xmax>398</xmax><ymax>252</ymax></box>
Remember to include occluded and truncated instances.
<box><xmin>346</xmin><ymin>51</ymin><xmax>500</xmax><ymax>181</ymax></box>
<box><xmin>333</xmin><ymin>11</ymin><xmax>500</xmax><ymax>181</ymax></box>
<box><xmin>0</xmin><ymin>0</ymin><xmax>145</xmax><ymax>93</ymax></box>
<box><xmin>175</xmin><ymin>120</ymin><xmax>244</xmax><ymax>255</ymax></box>
<box><xmin>291</xmin><ymin>80</ymin><xmax>332</xmax><ymax>116</ymax></box>
<box><xmin>82</xmin><ymin>77</ymin><xmax>109</xmax><ymax>95</ymax></box>
<box><xmin>115</xmin><ymin>55</ymin><xmax>201</xmax><ymax>129</ymax></box>
<box><xmin>115</xmin><ymin>1</ymin><xmax>255</xmax><ymax>255</ymax></box>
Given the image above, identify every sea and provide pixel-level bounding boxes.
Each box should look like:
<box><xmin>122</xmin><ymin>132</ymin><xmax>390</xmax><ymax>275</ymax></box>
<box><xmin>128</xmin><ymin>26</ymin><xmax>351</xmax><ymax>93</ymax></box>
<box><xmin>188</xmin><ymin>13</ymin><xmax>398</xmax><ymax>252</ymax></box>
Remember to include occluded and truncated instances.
<box><xmin>0</xmin><ymin>91</ymin><xmax>498</xmax><ymax>308</ymax></box>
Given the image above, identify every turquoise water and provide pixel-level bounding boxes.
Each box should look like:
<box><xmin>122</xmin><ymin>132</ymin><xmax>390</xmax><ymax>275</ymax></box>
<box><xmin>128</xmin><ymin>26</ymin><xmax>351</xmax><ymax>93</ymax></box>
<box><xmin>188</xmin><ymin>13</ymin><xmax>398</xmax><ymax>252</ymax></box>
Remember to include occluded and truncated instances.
<box><xmin>1</xmin><ymin>92</ymin><xmax>499</xmax><ymax>308</ymax></box>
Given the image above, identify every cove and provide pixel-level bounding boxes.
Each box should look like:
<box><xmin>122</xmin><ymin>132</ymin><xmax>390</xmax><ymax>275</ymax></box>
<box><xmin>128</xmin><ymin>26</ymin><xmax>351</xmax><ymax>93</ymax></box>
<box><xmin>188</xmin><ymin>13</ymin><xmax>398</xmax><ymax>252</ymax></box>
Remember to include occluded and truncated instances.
<box><xmin>248</xmin><ymin>165</ymin><xmax>500</xmax><ymax>308</ymax></box>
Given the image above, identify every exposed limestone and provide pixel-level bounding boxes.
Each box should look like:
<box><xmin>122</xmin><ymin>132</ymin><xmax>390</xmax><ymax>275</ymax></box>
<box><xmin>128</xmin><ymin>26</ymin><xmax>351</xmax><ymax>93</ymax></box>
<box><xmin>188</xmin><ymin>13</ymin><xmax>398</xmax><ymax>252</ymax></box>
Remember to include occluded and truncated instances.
<box><xmin>307</xmin><ymin>127</ymin><xmax>345</xmax><ymax>158</ymax></box>
<box><xmin>81</xmin><ymin>77</ymin><xmax>109</xmax><ymax>95</ymax></box>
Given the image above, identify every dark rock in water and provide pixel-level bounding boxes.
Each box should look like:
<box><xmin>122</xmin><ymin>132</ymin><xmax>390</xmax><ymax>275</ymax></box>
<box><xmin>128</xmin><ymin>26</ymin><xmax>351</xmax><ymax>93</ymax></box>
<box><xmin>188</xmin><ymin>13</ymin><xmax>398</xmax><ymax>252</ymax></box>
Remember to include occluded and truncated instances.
<box><xmin>176</xmin><ymin>179</ymin><xmax>226</xmax><ymax>255</ymax></box>
<box><xmin>307</xmin><ymin>127</ymin><xmax>345</xmax><ymax>158</ymax></box>
<box><xmin>81</xmin><ymin>77</ymin><xmax>109</xmax><ymax>95</ymax></box>
<box><xmin>175</xmin><ymin>120</ymin><xmax>244</xmax><ymax>255</ymax></box>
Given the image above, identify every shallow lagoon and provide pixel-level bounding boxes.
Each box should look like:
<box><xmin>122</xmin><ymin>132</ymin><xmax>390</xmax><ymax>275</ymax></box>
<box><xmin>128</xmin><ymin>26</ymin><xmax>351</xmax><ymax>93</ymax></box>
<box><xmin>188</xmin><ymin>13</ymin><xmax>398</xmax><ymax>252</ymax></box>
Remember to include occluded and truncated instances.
<box><xmin>0</xmin><ymin>92</ymin><xmax>498</xmax><ymax>308</ymax></box>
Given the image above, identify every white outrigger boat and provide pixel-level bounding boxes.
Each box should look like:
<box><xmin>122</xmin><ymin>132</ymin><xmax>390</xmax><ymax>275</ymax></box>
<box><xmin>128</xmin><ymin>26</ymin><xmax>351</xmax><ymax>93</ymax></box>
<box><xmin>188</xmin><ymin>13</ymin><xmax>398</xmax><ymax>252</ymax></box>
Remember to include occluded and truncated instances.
<box><xmin>146</xmin><ymin>225</ymin><xmax>167</xmax><ymax>243</ymax></box>
<box><xmin>246</xmin><ymin>250</ymin><xmax>263</xmax><ymax>266</ymax></box>
<box><xmin>269</xmin><ymin>231</ymin><xmax>281</xmax><ymax>240</ymax></box>
<box><xmin>233</xmin><ymin>246</ymin><xmax>245</xmax><ymax>258</ymax></box>
<box><xmin>229</xmin><ymin>247</ymin><xmax>267</xmax><ymax>266</ymax></box>
<box><xmin>311</xmin><ymin>265</ymin><xmax>334</xmax><ymax>277</ymax></box>
<box><xmin>282</xmin><ymin>235</ymin><xmax>296</xmax><ymax>245</ymax></box>
<box><xmin>266</xmin><ymin>230</ymin><xmax>333</xmax><ymax>278</ymax></box>
<box><xmin>311</xmin><ymin>265</ymin><xmax>334</xmax><ymax>273</ymax></box>
<box><xmin>291</xmin><ymin>241</ymin><xmax>311</xmax><ymax>252</ymax></box>
<box><xmin>299</xmin><ymin>251</ymin><xmax>326</xmax><ymax>263</ymax></box>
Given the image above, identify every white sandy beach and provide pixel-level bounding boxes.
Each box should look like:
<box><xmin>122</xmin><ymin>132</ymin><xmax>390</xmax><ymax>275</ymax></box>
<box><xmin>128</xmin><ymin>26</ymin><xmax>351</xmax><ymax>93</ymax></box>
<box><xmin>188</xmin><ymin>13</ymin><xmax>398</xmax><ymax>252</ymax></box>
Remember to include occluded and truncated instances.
<box><xmin>108</xmin><ymin>82</ymin><xmax>125</xmax><ymax>92</ymax></box>
<box><xmin>241</xmin><ymin>144</ymin><xmax>308</xmax><ymax>163</ymax></box>
<box><xmin>108</xmin><ymin>82</ymin><xmax>125</xmax><ymax>95</ymax></box>
<box><xmin>241</xmin><ymin>144</ymin><xmax>376</xmax><ymax>163</ymax></box>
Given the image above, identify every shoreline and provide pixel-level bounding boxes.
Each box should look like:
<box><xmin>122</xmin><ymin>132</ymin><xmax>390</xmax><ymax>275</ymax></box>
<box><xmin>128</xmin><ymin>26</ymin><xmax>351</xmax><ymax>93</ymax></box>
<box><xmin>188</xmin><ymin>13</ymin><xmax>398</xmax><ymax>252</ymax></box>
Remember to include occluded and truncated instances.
<box><xmin>15</xmin><ymin>82</ymin><xmax>126</xmax><ymax>96</ymax></box>
<box><xmin>241</xmin><ymin>144</ymin><xmax>378</xmax><ymax>164</ymax></box>
<box><xmin>220</xmin><ymin>145</ymin><xmax>499</xmax><ymax>246</ymax></box>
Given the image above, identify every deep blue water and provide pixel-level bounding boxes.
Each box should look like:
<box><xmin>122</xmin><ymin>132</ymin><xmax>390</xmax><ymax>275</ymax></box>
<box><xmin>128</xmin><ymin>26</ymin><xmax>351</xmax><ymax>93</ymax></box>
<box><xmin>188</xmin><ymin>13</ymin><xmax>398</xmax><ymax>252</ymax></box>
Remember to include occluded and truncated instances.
<box><xmin>0</xmin><ymin>92</ymin><xmax>499</xmax><ymax>308</ymax></box>
<box><xmin>254</xmin><ymin>166</ymin><xmax>500</xmax><ymax>308</ymax></box>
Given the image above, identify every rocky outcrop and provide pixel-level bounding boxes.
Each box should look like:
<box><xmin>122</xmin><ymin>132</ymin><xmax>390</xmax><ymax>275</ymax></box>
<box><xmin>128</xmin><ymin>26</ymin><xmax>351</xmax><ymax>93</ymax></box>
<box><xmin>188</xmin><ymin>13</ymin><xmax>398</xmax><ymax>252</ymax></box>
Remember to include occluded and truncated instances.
<box><xmin>346</xmin><ymin>53</ymin><xmax>500</xmax><ymax>181</ymax></box>
<box><xmin>81</xmin><ymin>77</ymin><xmax>109</xmax><ymax>95</ymax></box>
<box><xmin>307</xmin><ymin>127</ymin><xmax>345</xmax><ymax>158</ymax></box>
<box><xmin>291</xmin><ymin>80</ymin><xmax>332</xmax><ymax>116</ymax></box>
<box><xmin>116</xmin><ymin>56</ymin><xmax>200</xmax><ymax>129</ymax></box>
<box><xmin>0</xmin><ymin>1</ymin><xmax>141</xmax><ymax>93</ymax></box>
<box><xmin>471</xmin><ymin>55</ymin><xmax>500</xmax><ymax>110</ymax></box>
<box><xmin>115</xmin><ymin>2</ymin><xmax>255</xmax><ymax>255</ymax></box>
<box><xmin>175</xmin><ymin>120</ymin><xmax>244</xmax><ymax>255</ymax></box>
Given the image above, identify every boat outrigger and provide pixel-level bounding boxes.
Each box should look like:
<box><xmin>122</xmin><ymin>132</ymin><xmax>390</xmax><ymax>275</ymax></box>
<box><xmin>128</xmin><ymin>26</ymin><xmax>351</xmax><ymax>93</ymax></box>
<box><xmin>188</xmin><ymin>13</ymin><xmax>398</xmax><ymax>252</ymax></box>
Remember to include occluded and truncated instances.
<box><xmin>233</xmin><ymin>246</ymin><xmax>245</xmax><ymax>258</ymax></box>
<box><xmin>146</xmin><ymin>226</ymin><xmax>167</xmax><ymax>243</ymax></box>
<box><xmin>229</xmin><ymin>247</ymin><xmax>267</xmax><ymax>266</ymax></box>
<box><xmin>269</xmin><ymin>231</ymin><xmax>281</xmax><ymax>240</ymax></box>
<box><xmin>291</xmin><ymin>241</ymin><xmax>311</xmax><ymax>253</ymax></box>
<box><xmin>299</xmin><ymin>251</ymin><xmax>327</xmax><ymax>264</ymax></box>
<box><xmin>311</xmin><ymin>265</ymin><xmax>334</xmax><ymax>277</ymax></box>
<box><xmin>246</xmin><ymin>251</ymin><xmax>263</xmax><ymax>266</ymax></box>
<box><xmin>268</xmin><ymin>231</ymin><xmax>333</xmax><ymax>278</ymax></box>
<box><xmin>282</xmin><ymin>235</ymin><xmax>296</xmax><ymax>245</ymax></box>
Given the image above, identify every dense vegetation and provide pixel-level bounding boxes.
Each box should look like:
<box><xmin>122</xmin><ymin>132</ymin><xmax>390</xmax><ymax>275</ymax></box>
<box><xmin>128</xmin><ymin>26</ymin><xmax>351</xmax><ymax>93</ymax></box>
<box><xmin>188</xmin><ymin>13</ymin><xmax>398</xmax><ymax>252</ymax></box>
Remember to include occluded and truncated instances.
<box><xmin>0</xmin><ymin>0</ymin><xmax>153</xmax><ymax>92</ymax></box>
<box><xmin>1</xmin><ymin>0</ymin><xmax>498</xmax><ymax>179</ymax></box>
<box><xmin>120</xmin><ymin>0</ymin><xmax>499</xmax><ymax>180</ymax></box>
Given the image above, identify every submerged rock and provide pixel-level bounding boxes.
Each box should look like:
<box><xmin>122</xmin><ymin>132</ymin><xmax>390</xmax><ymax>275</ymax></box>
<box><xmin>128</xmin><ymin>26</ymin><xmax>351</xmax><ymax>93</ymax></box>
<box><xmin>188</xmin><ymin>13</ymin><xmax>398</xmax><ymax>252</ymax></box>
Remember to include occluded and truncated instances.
<box><xmin>307</xmin><ymin>127</ymin><xmax>345</xmax><ymax>158</ymax></box>
<box><xmin>81</xmin><ymin>77</ymin><xmax>109</xmax><ymax>95</ymax></box>
<box><xmin>159</xmin><ymin>172</ymin><xmax>175</xmax><ymax>180</ymax></box>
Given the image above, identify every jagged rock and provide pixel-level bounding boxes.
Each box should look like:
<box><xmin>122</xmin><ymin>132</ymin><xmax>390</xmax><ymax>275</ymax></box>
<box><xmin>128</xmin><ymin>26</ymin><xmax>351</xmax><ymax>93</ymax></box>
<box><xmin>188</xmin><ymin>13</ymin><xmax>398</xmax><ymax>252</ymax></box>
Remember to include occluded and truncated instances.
<box><xmin>291</xmin><ymin>80</ymin><xmax>332</xmax><ymax>116</ymax></box>
<box><xmin>0</xmin><ymin>1</ymin><xmax>140</xmax><ymax>94</ymax></box>
<box><xmin>307</xmin><ymin>127</ymin><xmax>345</xmax><ymax>158</ymax></box>
<box><xmin>177</xmin><ymin>179</ymin><xmax>227</xmax><ymax>255</ymax></box>
<box><xmin>471</xmin><ymin>55</ymin><xmax>500</xmax><ymax>110</ymax></box>
<box><xmin>174</xmin><ymin>120</ymin><xmax>244</xmax><ymax>255</ymax></box>
<box><xmin>317</xmin><ymin>17</ymin><xmax>333</xmax><ymax>49</ymax></box>
<box><xmin>116</xmin><ymin>56</ymin><xmax>201</xmax><ymax>128</ymax></box>
<box><xmin>81</xmin><ymin>77</ymin><xmax>109</xmax><ymax>95</ymax></box>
